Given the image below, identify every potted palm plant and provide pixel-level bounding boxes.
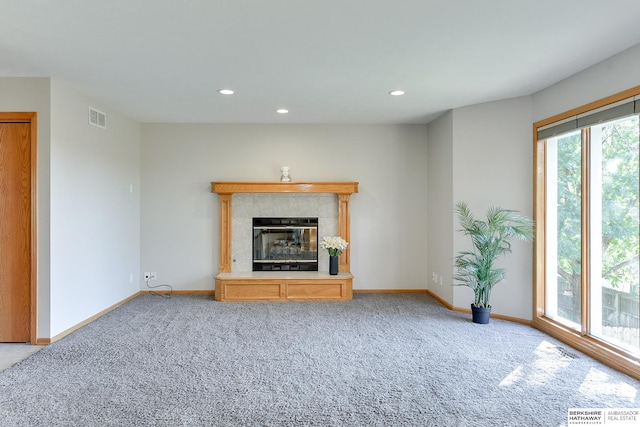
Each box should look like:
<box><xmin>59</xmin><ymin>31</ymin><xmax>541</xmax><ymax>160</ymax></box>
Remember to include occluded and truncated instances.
<box><xmin>454</xmin><ymin>201</ymin><xmax>534</xmax><ymax>324</ymax></box>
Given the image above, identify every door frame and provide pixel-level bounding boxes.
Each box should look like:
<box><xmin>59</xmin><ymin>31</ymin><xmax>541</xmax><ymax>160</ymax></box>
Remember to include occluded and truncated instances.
<box><xmin>0</xmin><ymin>112</ymin><xmax>37</xmax><ymax>344</ymax></box>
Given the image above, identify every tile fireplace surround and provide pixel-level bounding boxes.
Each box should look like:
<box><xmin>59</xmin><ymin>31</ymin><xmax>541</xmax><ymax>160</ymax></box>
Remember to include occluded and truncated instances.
<box><xmin>211</xmin><ymin>182</ymin><xmax>358</xmax><ymax>301</ymax></box>
<box><xmin>232</xmin><ymin>194</ymin><xmax>336</xmax><ymax>272</ymax></box>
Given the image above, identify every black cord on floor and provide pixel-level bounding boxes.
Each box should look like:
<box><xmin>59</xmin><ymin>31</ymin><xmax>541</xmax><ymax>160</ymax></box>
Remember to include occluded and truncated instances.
<box><xmin>145</xmin><ymin>278</ymin><xmax>173</xmax><ymax>298</ymax></box>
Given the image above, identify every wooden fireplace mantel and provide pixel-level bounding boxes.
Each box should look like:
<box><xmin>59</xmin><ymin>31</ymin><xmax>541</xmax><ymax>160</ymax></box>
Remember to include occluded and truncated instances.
<box><xmin>211</xmin><ymin>181</ymin><xmax>358</xmax><ymax>195</ymax></box>
<box><xmin>211</xmin><ymin>181</ymin><xmax>358</xmax><ymax>301</ymax></box>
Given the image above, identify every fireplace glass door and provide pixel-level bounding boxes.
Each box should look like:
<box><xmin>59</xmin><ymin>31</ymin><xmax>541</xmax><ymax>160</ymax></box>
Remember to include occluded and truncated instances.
<box><xmin>253</xmin><ymin>217</ymin><xmax>318</xmax><ymax>271</ymax></box>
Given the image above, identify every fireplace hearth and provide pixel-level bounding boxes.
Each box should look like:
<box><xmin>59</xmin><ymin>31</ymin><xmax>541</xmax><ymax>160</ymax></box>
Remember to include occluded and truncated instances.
<box><xmin>252</xmin><ymin>217</ymin><xmax>318</xmax><ymax>271</ymax></box>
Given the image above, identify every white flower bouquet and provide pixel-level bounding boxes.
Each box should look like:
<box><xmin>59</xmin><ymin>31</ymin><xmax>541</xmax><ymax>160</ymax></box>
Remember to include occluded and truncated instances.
<box><xmin>320</xmin><ymin>236</ymin><xmax>349</xmax><ymax>257</ymax></box>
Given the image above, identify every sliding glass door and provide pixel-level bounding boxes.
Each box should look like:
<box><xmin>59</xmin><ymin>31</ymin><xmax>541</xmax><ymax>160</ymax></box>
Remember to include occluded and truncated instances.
<box><xmin>588</xmin><ymin>116</ymin><xmax>639</xmax><ymax>353</ymax></box>
<box><xmin>545</xmin><ymin>130</ymin><xmax>582</xmax><ymax>330</ymax></box>
<box><xmin>538</xmin><ymin>102</ymin><xmax>640</xmax><ymax>369</ymax></box>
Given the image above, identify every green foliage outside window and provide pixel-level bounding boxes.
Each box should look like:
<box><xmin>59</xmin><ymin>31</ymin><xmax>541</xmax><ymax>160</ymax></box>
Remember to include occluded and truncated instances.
<box><xmin>555</xmin><ymin>117</ymin><xmax>639</xmax><ymax>325</ymax></box>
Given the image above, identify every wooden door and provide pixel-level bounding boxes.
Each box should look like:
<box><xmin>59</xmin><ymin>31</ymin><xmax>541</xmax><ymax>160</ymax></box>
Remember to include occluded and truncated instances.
<box><xmin>0</xmin><ymin>120</ymin><xmax>33</xmax><ymax>342</ymax></box>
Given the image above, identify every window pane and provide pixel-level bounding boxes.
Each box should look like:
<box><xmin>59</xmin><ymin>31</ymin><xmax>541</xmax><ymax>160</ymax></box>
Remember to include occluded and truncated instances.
<box><xmin>546</xmin><ymin>130</ymin><xmax>582</xmax><ymax>329</ymax></box>
<box><xmin>589</xmin><ymin>116</ymin><xmax>640</xmax><ymax>354</ymax></box>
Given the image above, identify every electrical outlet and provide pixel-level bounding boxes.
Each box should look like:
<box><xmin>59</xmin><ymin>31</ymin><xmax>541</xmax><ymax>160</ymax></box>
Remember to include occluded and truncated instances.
<box><xmin>439</xmin><ymin>276</ymin><xmax>443</xmax><ymax>286</ymax></box>
<box><xmin>150</xmin><ymin>272</ymin><xmax>157</xmax><ymax>281</ymax></box>
<box><xmin>432</xmin><ymin>272</ymin><xmax>438</xmax><ymax>283</ymax></box>
<box><xmin>144</xmin><ymin>272</ymin><xmax>151</xmax><ymax>280</ymax></box>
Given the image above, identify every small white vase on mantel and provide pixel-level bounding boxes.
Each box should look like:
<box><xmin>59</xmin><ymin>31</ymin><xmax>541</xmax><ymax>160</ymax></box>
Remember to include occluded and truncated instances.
<box><xmin>280</xmin><ymin>166</ymin><xmax>291</xmax><ymax>182</ymax></box>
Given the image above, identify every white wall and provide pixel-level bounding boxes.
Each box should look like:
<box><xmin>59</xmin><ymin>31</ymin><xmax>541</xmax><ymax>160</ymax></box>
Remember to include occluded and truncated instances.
<box><xmin>140</xmin><ymin>124</ymin><xmax>429</xmax><ymax>291</ymax></box>
<box><xmin>0</xmin><ymin>77</ymin><xmax>52</xmax><ymax>339</ymax></box>
<box><xmin>534</xmin><ymin>43</ymin><xmax>640</xmax><ymax>121</ymax></box>
<box><xmin>451</xmin><ymin>96</ymin><xmax>534</xmax><ymax>319</ymax></box>
<box><xmin>49</xmin><ymin>79</ymin><xmax>140</xmax><ymax>337</ymax></box>
<box><xmin>420</xmin><ymin>42</ymin><xmax>640</xmax><ymax>321</ymax></box>
<box><xmin>425</xmin><ymin>98</ymin><xmax>534</xmax><ymax>319</ymax></box>
<box><xmin>426</xmin><ymin>111</ymin><xmax>454</xmax><ymax>302</ymax></box>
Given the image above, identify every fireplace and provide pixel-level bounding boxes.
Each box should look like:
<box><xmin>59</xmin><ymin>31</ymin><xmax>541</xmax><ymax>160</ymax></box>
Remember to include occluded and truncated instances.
<box><xmin>252</xmin><ymin>217</ymin><xmax>318</xmax><ymax>271</ymax></box>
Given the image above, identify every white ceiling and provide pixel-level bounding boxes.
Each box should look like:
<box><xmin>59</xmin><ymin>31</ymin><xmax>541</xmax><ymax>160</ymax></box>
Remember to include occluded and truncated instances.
<box><xmin>2</xmin><ymin>0</ymin><xmax>640</xmax><ymax>124</ymax></box>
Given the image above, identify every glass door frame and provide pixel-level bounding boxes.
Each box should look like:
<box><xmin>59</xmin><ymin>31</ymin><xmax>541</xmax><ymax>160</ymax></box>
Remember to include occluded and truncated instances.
<box><xmin>533</xmin><ymin>86</ymin><xmax>640</xmax><ymax>381</ymax></box>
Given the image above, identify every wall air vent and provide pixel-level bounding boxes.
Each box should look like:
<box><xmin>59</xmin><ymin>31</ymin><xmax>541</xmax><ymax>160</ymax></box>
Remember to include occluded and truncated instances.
<box><xmin>88</xmin><ymin>107</ymin><xmax>106</xmax><ymax>129</ymax></box>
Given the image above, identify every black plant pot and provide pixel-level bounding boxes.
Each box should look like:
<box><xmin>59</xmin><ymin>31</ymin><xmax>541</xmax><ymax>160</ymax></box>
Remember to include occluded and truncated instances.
<box><xmin>471</xmin><ymin>304</ymin><xmax>491</xmax><ymax>324</ymax></box>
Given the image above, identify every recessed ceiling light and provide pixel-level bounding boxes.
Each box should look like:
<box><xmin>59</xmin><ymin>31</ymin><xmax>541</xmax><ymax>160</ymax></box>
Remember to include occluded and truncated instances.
<box><xmin>276</xmin><ymin>109</ymin><xmax>289</xmax><ymax>114</ymax></box>
<box><xmin>218</xmin><ymin>89</ymin><xmax>234</xmax><ymax>95</ymax></box>
<box><xmin>389</xmin><ymin>90</ymin><xmax>406</xmax><ymax>96</ymax></box>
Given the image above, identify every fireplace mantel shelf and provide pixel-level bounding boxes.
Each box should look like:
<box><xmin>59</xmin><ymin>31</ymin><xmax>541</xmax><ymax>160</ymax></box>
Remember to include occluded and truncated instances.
<box><xmin>211</xmin><ymin>181</ymin><xmax>358</xmax><ymax>195</ymax></box>
<box><xmin>211</xmin><ymin>181</ymin><xmax>358</xmax><ymax>302</ymax></box>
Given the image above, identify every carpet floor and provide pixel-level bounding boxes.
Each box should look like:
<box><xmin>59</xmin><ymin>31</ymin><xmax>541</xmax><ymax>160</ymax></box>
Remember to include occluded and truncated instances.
<box><xmin>0</xmin><ymin>293</ymin><xmax>638</xmax><ymax>426</ymax></box>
